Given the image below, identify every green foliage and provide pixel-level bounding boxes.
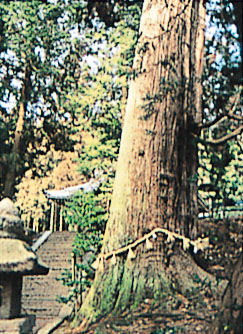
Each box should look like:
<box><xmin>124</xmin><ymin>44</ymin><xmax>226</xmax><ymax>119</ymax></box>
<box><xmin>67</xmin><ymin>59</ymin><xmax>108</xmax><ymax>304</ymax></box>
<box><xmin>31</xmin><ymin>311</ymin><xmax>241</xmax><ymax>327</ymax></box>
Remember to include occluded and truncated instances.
<box><xmin>202</xmin><ymin>0</ymin><xmax>241</xmax><ymax>130</ymax></box>
<box><xmin>64</xmin><ymin>191</ymin><xmax>107</xmax><ymax>256</ymax></box>
<box><xmin>199</xmin><ymin>136</ymin><xmax>243</xmax><ymax>217</ymax></box>
<box><xmin>151</xmin><ymin>329</ymin><xmax>176</xmax><ymax>334</ymax></box>
<box><xmin>199</xmin><ymin>139</ymin><xmax>240</xmax><ymax>198</ymax></box>
<box><xmin>198</xmin><ymin>0</ymin><xmax>242</xmax><ymax>216</ymax></box>
<box><xmin>59</xmin><ymin>191</ymin><xmax>107</xmax><ymax>301</ymax></box>
<box><xmin>223</xmin><ymin>140</ymin><xmax>243</xmax><ymax>203</ymax></box>
<box><xmin>203</xmin><ymin>0</ymin><xmax>241</xmax><ymax>119</ymax></box>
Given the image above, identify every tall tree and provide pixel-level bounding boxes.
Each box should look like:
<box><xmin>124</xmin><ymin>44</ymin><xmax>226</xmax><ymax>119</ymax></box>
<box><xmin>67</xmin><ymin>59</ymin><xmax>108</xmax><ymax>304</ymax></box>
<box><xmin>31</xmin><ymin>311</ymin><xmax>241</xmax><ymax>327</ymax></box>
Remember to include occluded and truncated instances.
<box><xmin>76</xmin><ymin>0</ymin><xmax>214</xmax><ymax>329</ymax></box>
<box><xmin>0</xmin><ymin>0</ymin><xmax>84</xmax><ymax>197</ymax></box>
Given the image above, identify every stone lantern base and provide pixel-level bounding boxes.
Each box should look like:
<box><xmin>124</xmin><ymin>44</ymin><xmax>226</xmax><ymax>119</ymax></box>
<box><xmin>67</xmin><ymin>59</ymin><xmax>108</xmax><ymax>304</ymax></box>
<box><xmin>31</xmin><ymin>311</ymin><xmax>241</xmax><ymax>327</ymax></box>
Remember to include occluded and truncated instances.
<box><xmin>0</xmin><ymin>315</ymin><xmax>35</xmax><ymax>334</ymax></box>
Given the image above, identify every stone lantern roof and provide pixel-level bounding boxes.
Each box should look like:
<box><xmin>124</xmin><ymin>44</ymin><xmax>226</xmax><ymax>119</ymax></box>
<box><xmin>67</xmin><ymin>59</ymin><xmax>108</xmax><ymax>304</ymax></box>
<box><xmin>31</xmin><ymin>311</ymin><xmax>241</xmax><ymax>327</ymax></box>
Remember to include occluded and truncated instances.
<box><xmin>0</xmin><ymin>197</ymin><xmax>24</xmax><ymax>237</ymax></box>
<box><xmin>0</xmin><ymin>238</ymin><xmax>48</xmax><ymax>275</ymax></box>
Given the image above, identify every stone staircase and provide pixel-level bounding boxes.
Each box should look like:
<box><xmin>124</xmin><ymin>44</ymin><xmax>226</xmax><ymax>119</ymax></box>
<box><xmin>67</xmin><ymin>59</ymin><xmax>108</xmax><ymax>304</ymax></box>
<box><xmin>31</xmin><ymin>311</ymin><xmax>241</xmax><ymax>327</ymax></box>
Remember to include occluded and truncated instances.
<box><xmin>22</xmin><ymin>231</ymin><xmax>76</xmax><ymax>333</ymax></box>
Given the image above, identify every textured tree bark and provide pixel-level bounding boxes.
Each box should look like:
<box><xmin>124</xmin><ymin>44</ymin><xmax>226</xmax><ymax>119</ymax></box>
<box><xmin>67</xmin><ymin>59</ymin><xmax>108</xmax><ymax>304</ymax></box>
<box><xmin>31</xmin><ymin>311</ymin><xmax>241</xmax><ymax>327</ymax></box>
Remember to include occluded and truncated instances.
<box><xmin>77</xmin><ymin>0</ymin><xmax>208</xmax><ymax>328</ymax></box>
<box><xmin>211</xmin><ymin>254</ymin><xmax>243</xmax><ymax>334</ymax></box>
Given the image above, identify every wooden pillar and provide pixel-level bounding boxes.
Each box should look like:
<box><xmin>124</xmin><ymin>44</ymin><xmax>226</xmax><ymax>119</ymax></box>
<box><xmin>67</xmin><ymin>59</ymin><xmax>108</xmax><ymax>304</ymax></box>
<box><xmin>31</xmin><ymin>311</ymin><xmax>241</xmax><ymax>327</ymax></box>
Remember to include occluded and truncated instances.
<box><xmin>71</xmin><ymin>252</ymin><xmax>76</xmax><ymax>282</ymax></box>
<box><xmin>36</xmin><ymin>220</ymin><xmax>39</xmax><ymax>233</ymax></box>
<box><xmin>50</xmin><ymin>201</ymin><xmax>54</xmax><ymax>232</ymax></box>
<box><xmin>79</xmin><ymin>260</ymin><xmax>83</xmax><ymax>306</ymax></box>
<box><xmin>209</xmin><ymin>197</ymin><xmax>213</xmax><ymax>218</ymax></box>
<box><xmin>54</xmin><ymin>202</ymin><xmax>57</xmax><ymax>232</ymax></box>
<box><xmin>60</xmin><ymin>203</ymin><xmax>63</xmax><ymax>232</ymax></box>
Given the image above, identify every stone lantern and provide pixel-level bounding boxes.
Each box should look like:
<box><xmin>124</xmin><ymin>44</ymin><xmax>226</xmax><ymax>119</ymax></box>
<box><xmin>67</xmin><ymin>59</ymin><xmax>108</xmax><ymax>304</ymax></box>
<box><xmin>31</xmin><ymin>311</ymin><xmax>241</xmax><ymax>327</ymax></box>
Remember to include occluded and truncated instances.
<box><xmin>0</xmin><ymin>198</ymin><xmax>49</xmax><ymax>334</ymax></box>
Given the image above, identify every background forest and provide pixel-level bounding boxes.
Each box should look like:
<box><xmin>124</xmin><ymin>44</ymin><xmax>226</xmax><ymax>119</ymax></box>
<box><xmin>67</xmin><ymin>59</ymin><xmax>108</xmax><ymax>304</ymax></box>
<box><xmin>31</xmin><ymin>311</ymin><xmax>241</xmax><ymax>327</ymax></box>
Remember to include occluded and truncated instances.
<box><xmin>0</xmin><ymin>1</ymin><xmax>242</xmax><ymax>332</ymax></box>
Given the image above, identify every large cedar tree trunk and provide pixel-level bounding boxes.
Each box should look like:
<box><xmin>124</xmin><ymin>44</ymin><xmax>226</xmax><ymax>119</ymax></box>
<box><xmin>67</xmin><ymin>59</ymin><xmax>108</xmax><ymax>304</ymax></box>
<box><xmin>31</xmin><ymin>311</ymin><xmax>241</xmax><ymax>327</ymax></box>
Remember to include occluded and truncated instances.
<box><xmin>78</xmin><ymin>0</ymin><xmax>209</xmax><ymax>328</ymax></box>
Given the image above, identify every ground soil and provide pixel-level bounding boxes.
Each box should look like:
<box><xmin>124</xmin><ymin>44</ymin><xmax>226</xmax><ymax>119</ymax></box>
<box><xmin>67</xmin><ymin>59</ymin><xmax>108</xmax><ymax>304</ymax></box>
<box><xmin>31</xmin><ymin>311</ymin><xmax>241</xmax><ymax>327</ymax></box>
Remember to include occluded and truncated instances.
<box><xmin>52</xmin><ymin>217</ymin><xmax>242</xmax><ymax>334</ymax></box>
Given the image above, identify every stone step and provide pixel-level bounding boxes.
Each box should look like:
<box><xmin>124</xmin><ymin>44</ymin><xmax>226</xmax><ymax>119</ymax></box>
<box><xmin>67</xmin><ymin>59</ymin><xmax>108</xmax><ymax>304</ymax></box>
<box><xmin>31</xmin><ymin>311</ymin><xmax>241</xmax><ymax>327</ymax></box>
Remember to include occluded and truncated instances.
<box><xmin>22</xmin><ymin>307</ymin><xmax>61</xmax><ymax>315</ymax></box>
<box><xmin>22</xmin><ymin>285</ymin><xmax>68</xmax><ymax>292</ymax></box>
<box><xmin>22</xmin><ymin>231</ymin><xmax>76</xmax><ymax>333</ymax></box>
<box><xmin>35</xmin><ymin>257</ymin><xmax>72</xmax><ymax>264</ymax></box>
<box><xmin>40</xmin><ymin>243</ymin><xmax>74</xmax><ymax>247</ymax></box>
<box><xmin>38</xmin><ymin>251</ymin><xmax>73</xmax><ymax>258</ymax></box>
<box><xmin>22</xmin><ymin>288</ymin><xmax>69</xmax><ymax>298</ymax></box>
<box><xmin>22</xmin><ymin>304</ymin><xmax>61</xmax><ymax>312</ymax></box>
<box><xmin>38</xmin><ymin>251</ymin><xmax>73</xmax><ymax>256</ymax></box>
<box><xmin>22</xmin><ymin>293</ymin><xmax>68</xmax><ymax>301</ymax></box>
<box><xmin>23</xmin><ymin>277</ymin><xmax>67</xmax><ymax>287</ymax></box>
<box><xmin>39</xmin><ymin>234</ymin><xmax>75</xmax><ymax>243</ymax></box>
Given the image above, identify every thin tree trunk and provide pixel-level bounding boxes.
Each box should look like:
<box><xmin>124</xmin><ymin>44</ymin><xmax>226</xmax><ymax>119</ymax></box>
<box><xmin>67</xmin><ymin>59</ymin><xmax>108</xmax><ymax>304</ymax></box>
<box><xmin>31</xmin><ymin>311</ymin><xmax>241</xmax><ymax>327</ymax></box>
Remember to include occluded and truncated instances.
<box><xmin>3</xmin><ymin>101</ymin><xmax>25</xmax><ymax>197</ymax></box>
<box><xmin>77</xmin><ymin>0</ymin><xmax>208</xmax><ymax>328</ymax></box>
<box><xmin>3</xmin><ymin>67</ymin><xmax>30</xmax><ymax>198</ymax></box>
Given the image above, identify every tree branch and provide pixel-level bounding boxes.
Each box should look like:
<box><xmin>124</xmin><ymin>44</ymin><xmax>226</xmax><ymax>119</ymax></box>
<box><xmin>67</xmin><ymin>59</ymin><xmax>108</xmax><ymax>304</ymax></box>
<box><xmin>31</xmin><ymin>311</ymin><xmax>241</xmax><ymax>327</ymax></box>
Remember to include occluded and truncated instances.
<box><xmin>227</xmin><ymin>113</ymin><xmax>243</xmax><ymax>121</ymax></box>
<box><xmin>200</xmin><ymin>125</ymin><xmax>243</xmax><ymax>146</ymax></box>
<box><xmin>199</xmin><ymin>92</ymin><xmax>242</xmax><ymax>129</ymax></box>
<box><xmin>199</xmin><ymin>112</ymin><xmax>243</xmax><ymax>129</ymax></box>
<box><xmin>199</xmin><ymin>114</ymin><xmax>227</xmax><ymax>129</ymax></box>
